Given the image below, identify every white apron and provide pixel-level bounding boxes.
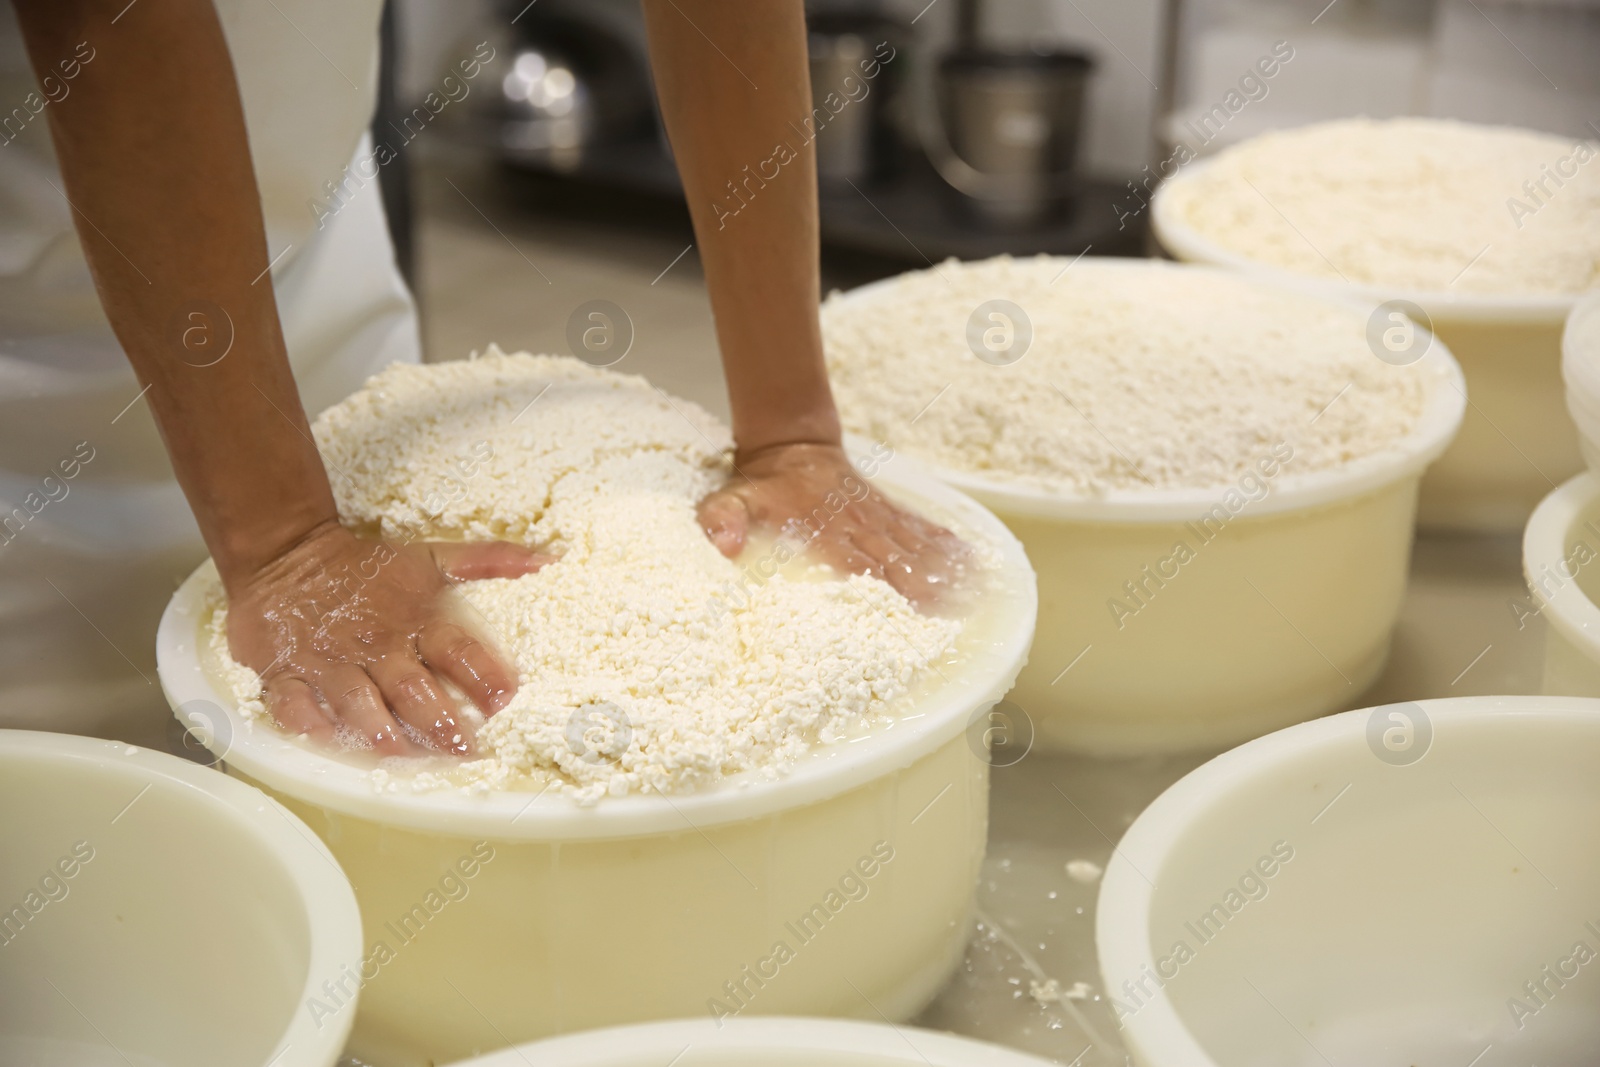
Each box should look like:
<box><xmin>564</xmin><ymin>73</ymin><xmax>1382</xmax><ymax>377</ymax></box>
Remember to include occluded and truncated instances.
<box><xmin>0</xmin><ymin>1</ymin><xmax>419</xmax><ymax>747</ymax></box>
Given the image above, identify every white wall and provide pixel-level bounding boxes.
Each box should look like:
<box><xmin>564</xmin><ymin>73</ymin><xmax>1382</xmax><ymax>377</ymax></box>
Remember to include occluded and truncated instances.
<box><xmin>1166</xmin><ymin>0</ymin><xmax>1599</xmax><ymax>154</ymax></box>
<box><xmin>1426</xmin><ymin>0</ymin><xmax>1600</xmax><ymax>138</ymax></box>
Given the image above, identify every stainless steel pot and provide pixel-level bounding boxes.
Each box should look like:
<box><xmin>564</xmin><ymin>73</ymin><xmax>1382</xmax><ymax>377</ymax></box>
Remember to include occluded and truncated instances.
<box><xmin>933</xmin><ymin>49</ymin><xmax>1094</xmax><ymax>225</ymax></box>
<box><xmin>808</xmin><ymin>14</ymin><xmax>905</xmax><ymax>188</ymax></box>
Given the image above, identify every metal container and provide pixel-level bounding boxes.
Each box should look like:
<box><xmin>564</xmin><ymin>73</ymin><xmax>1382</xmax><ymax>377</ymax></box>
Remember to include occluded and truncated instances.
<box><xmin>934</xmin><ymin>50</ymin><xmax>1093</xmax><ymax>225</ymax></box>
<box><xmin>470</xmin><ymin>8</ymin><xmax>654</xmax><ymax>172</ymax></box>
<box><xmin>808</xmin><ymin>15</ymin><xmax>904</xmax><ymax>188</ymax></box>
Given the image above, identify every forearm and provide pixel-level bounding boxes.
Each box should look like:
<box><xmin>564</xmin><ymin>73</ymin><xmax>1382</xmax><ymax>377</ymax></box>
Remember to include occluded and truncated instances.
<box><xmin>641</xmin><ymin>0</ymin><xmax>840</xmax><ymax>457</ymax></box>
<box><xmin>14</xmin><ymin>0</ymin><xmax>337</xmax><ymax>590</ymax></box>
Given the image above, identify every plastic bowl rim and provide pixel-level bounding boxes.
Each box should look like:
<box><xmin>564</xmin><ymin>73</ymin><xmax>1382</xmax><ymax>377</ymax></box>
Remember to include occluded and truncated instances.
<box><xmin>1093</xmin><ymin>694</ymin><xmax>1600</xmax><ymax>1067</ymax></box>
<box><xmin>442</xmin><ymin>1015</ymin><xmax>1067</xmax><ymax>1066</ymax></box>
<box><xmin>824</xmin><ymin>257</ymin><xmax>1466</xmax><ymax>522</ymax></box>
<box><xmin>1559</xmin><ymin>292</ymin><xmax>1600</xmax><ymax>423</ymax></box>
<box><xmin>0</xmin><ymin>729</ymin><xmax>362</xmax><ymax>1067</ymax></box>
<box><xmin>1150</xmin><ymin>157</ymin><xmax>1585</xmax><ymax>325</ymax></box>
<box><xmin>1523</xmin><ymin>471</ymin><xmax>1600</xmax><ymax>652</ymax></box>
<box><xmin>155</xmin><ymin>447</ymin><xmax>1037</xmax><ymax>841</ymax></box>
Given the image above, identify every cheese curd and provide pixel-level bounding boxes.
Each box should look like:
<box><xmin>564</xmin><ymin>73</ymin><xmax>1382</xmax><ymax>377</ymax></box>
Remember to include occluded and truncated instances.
<box><xmin>205</xmin><ymin>351</ymin><xmax>967</xmax><ymax>802</ymax></box>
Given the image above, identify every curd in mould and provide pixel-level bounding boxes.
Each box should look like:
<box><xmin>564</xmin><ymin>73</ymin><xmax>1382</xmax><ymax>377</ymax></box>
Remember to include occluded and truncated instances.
<box><xmin>200</xmin><ymin>352</ymin><xmax>997</xmax><ymax>800</ymax></box>
<box><xmin>822</xmin><ymin>257</ymin><xmax>1463</xmax><ymax>753</ymax></box>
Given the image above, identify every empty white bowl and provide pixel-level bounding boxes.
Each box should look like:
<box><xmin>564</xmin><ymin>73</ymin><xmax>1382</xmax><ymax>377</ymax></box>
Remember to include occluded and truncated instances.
<box><xmin>156</xmin><ymin>449</ymin><xmax>1037</xmax><ymax>1066</ymax></box>
<box><xmin>443</xmin><ymin>1017</ymin><xmax>1061</xmax><ymax>1067</ymax></box>
<box><xmin>1097</xmin><ymin>696</ymin><xmax>1600</xmax><ymax>1066</ymax></box>
<box><xmin>0</xmin><ymin>730</ymin><xmax>361</xmax><ymax>1067</ymax></box>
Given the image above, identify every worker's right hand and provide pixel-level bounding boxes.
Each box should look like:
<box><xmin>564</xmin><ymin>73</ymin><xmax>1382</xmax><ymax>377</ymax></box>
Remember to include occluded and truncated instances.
<box><xmin>225</xmin><ymin>520</ymin><xmax>553</xmax><ymax>757</ymax></box>
<box><xmin>697</xmin><ymin>441</ymin><xmax>970</xmax><ymax>609</ymax></box>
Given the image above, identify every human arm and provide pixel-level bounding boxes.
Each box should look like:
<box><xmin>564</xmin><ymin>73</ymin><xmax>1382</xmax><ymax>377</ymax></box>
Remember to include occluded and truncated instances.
<box><xmin>640</xmin><ymin>0</ymin><xmax>965</xmax><ymax>605</ymax></box>
<box><xmin>12</xmin><ymin>0</ymin><xmax>546</xmax><ymax>753</ymax></box>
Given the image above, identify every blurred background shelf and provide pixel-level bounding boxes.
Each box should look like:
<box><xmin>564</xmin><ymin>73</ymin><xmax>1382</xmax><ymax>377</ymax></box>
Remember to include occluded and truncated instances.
<box><xmin>487</xmin><ymin>146</ymin><xmax>1147</xmax><ymax>262</ymax></box>
<box><xmin>816</xmin><ymin>163</ymin><xmax>1146</xmax><ymax>261</ymax></box>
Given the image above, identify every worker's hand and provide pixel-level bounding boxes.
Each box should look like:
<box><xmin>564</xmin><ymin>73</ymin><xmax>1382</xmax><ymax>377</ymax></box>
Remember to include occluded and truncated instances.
<box><xmin>697</xmin><ymin>442</ymin><xmax>968</xmax><ymax>608</ymax></box>
<box><xmin>226</xmin><ymin>521</ymin><xmax>553</xmax><ymax>756</ymax></box>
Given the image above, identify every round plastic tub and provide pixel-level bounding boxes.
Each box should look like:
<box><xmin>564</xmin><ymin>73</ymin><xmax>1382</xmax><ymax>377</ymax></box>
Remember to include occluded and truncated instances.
<box><xmin>0</xmin><ymin>730</ymin><xmax>361</xmax><ymax>1067</ymax></box>
<box><xmin>829</xmin><ymin>261</ymin><xmax>1465</xmax><ymax>756</ymax></box>
<box><xmin>1561</xmin><ymin>292</ymin><xmax>1600</xmax><ymax>471</ymax></box>
<box><xmin>1154</xmin><ymin>162</ymin><xmax>1584</xmax><ymax>532</ymax></box>
<box><xmin>1097</xmin><ymin>696</ymin><xmax>1600</xmax><ymax>1067</ymax></box>
<box><xmin>1523</xmin><ymin>471</ymin><xmax>1600</xmax><ymax>695</ymax></box>
<box><xmin>444</xmin><ymin>1017</ymin><xmax>1061</xmax><ymax>1067</ymax></box>
<box><xmin>155</xmin><ymin>451</ymin><xmax>1036</xmax><ymax>1067</ymax></box>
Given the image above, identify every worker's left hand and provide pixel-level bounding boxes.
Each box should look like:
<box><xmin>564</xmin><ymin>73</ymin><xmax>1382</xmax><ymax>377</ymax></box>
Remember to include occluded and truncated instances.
<box><xmin>696</xmin><ymin>441</ymin><xmax>969</xmax><ymax>608</ymax></box>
